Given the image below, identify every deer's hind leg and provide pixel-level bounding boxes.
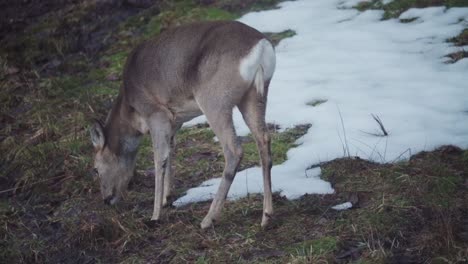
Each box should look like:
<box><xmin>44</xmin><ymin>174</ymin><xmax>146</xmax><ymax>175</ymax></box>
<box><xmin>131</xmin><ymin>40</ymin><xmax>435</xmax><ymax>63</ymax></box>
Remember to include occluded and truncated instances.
<box><xmin>238</xmin><ymin>81</ymin><xmax>273</xmax><ymax>227</ymax></box>
<box><xmin>195</xmin><ymin>94</ymin><xmax>243</xmax><ymax>229</ymax></box>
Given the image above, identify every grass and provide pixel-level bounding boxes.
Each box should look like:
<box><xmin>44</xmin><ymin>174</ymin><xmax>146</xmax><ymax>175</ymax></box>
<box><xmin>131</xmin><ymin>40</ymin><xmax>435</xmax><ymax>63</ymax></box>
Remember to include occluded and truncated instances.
<box><xmin>288</xmin><ymin>236</ymin><xmax>338</xmax><ymax>262</ymax></box>
<box><xmin>1</xmin><ymin>0</ymin><xmax>467</xmax><ymax>263</ymax></box>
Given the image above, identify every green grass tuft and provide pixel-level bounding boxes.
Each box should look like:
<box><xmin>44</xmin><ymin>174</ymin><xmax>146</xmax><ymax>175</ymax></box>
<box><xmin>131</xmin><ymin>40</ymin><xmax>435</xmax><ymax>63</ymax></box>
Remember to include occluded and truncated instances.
<box><xmin>289</xmin><ymin>236</ymin><xmax>338</xmax><ymax>256</ymax></box>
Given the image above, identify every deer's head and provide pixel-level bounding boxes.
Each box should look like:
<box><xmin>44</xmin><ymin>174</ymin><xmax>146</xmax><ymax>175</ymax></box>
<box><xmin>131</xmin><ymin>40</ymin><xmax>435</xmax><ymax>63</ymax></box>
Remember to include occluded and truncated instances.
<box><xmin>90</xmin><ymin>121</ymin><xmax>134</xmax><ymax>205</ymax></box>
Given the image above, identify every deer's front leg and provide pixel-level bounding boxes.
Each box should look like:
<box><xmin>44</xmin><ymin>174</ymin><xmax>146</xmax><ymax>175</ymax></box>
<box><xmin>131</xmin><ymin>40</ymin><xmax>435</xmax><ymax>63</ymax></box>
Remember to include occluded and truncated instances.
<box><xmin>148</xmin><ymin>114</ymin><xmax>173</xmax><ymax>221</ymax></box>
<box><xmin>163</xmin><ymin>131</ymin><xmax>177</xmax><ymax>206</ymax></box>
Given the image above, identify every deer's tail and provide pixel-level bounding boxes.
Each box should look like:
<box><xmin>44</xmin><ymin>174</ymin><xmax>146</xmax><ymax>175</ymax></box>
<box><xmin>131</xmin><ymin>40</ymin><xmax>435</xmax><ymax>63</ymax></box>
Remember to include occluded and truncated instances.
<box><xmin>240</xmin><ymin>39</ymin><xmax>276</xmax><ymax>96</ymax></box>
<box><xmin>254</xmin><ymin>66</ymin><xmax>265</xmax><ymax>96</ymax></box>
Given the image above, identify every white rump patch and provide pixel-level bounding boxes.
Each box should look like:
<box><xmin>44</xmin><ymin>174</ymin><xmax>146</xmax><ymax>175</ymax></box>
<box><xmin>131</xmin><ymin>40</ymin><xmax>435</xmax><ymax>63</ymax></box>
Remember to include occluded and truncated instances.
<box><xmin>239</xmin><ymin>39</ymin><xmax>276</xmax><ymax>87</ymax></box>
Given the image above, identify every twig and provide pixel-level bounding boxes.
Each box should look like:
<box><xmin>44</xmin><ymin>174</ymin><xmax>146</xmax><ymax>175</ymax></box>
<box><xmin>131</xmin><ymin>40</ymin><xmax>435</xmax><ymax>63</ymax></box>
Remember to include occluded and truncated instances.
<box><xmin>371</xmin><ymin>114</ymin><xmax>388</xmax><ymax>136</ymax></box>
<box><xmin>360</xmin><ymin>114</ymin><xmax>389</xmax><ymax>137</ymax></box>
<box><xmin>372</xmin><ymin>114</ymin><xmax>387</xmax><ymax>135</ymax></box>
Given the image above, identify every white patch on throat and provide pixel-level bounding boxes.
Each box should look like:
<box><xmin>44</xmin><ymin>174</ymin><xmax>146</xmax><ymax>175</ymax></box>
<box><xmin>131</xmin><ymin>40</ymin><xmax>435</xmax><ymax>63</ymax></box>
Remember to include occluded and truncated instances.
<box><xmin>239</xmin><ymin>39</ymin><xmax>276</xmax><ymax>83</ymax></box>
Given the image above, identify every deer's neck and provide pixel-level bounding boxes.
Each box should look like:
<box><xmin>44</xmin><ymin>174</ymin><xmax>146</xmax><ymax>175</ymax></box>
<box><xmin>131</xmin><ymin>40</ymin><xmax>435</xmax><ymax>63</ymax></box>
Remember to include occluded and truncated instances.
<box><xmin>104</xmin><ymin>94</ymin><xmax>142</xmax><ymax>162</ymax></box>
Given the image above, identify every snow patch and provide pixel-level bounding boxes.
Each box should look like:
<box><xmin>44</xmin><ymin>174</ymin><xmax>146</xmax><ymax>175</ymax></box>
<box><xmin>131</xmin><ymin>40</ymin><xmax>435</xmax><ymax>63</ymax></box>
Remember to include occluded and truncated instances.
<box><xmin>332</xmin><ymin>202</ymin><xmax>353</xmax><ymax>211</ymax></box>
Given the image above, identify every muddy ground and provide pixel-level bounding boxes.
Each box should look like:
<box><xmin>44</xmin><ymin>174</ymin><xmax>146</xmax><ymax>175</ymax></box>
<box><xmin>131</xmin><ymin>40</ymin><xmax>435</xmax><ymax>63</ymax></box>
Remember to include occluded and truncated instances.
<box><xmin>1</xmin><ymin>0</ymin><xmax>467</xmax><ymax>263</ymax></box>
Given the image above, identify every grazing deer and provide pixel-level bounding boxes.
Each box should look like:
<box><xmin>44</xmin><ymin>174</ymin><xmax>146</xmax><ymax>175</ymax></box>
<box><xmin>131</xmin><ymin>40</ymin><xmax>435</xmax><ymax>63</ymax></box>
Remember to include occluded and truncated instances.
<box><xmin>90</xmin><ymin>21</ymin><xmax>276</xmax><ymax>228</ymax></box>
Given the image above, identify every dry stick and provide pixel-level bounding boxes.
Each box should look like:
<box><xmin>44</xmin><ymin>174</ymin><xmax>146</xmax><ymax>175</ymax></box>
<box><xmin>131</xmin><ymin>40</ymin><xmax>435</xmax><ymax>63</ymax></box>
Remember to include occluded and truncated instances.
<box><xmin>0</xmin><ymin>174</ymin><xmax>69</xmax><ymax>194</ymax></box>
<box><xmin>359</xmin><ymin>114</ymin><xmax>389</xmax><ymax>137</ymax></box>
<box><xmin>371</xmin><ymin>114</ymin><xmax>388</xmax><ymax>136</ymax></box>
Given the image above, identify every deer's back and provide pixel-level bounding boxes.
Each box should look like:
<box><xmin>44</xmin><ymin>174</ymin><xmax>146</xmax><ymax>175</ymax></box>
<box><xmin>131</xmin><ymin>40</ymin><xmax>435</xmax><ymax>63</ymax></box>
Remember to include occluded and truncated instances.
<box><xmin>122</xmin><ymin>21</ymin><xmax>266</xmax><ymax>108</ymax></box>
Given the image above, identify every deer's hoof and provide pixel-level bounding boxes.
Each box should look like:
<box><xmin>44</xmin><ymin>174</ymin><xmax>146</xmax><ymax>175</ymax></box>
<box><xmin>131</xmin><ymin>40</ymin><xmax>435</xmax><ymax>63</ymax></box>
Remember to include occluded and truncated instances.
<box><xmin>261</xmin><ymin>212</ymin><xmax>273</xmax><ymax>228</ymax></box>
<box><xmin>151</xmin><ymin>213</ymin><xmax>161</xmax><ymax>221</ymax></box>
<box><xmin>200</xmin><ymin>217</ymin><xmax>214</xmax><ymax>229</ymax></box>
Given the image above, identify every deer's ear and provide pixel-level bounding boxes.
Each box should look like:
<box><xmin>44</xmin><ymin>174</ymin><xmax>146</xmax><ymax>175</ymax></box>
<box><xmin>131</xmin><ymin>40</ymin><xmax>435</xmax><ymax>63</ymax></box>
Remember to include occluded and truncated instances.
<box><xmin>90</xmin><ymin>121</ymin><xmax>105</xmax><ymax>149</ymax></box>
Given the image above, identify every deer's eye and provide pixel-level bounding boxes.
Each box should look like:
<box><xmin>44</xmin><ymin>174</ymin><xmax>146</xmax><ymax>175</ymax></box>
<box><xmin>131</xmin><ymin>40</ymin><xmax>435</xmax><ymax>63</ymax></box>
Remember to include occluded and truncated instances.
<box><xmin>92</xmin><ymin>168</ymin><xmax>99</xmax><ymax>178</ymax></box>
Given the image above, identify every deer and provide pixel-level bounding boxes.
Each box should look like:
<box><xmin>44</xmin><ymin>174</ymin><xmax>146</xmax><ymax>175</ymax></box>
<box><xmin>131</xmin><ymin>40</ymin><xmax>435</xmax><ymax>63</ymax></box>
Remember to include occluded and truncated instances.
<box><xmin>90</xmin><ymin>21</ymin><xmax>276</xmax><ymax>229</ymax></box>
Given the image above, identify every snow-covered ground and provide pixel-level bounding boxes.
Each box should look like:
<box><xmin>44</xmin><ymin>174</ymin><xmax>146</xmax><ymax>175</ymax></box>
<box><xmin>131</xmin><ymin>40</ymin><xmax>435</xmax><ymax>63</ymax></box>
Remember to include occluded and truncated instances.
<box><xmin>174</xmin><ymin>0</ymin><xmax>468</xmax><ymax>206</ymax></box>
